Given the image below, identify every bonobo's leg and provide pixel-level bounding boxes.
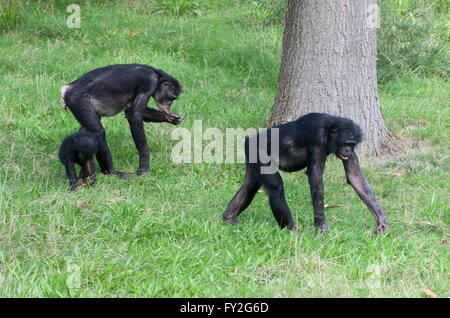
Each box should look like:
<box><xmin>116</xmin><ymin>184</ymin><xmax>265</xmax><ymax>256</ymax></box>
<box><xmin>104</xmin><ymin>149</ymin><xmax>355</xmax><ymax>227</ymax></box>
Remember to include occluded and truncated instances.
<box><xmin>125</xmin><ymin>93</ymin><xmax>152</xmax><ymax>175</ymax></box>
<box><xmin>64</xmin><ymin>161</ymin><xmax>79</xmax><ymax>191</ymax></box>
<box><xmin>68</xmin><ymin>97</ymin><xmax>127</xmax><ymax>179</ymax></box>
<box><xmin>342</xmin><ymin>154</ymin><xmax>389</xmax><ymax>235</ymax></box>
<box><xmin>306</xmin><ymin>148</ymin><xmax>328</xmax><ymax>233</ymax></box>
<box><xmin>80</xmin><ymin>159</ymin><xmax>96</xmax><ymax>186</ymax></box>
<box><xmin>142</xmin><ymin>107</ymin><xmax>181</xmax><ymax>124</ymax></box>
<box><xmin>259</xmin><ymin>171</ymin><xmax>295</xmax><ymax>230</ymax></box>
<box><xmin>223</xmin><ymin>166</ymin><xmax>261</xmax><ymax>224</ymax></box>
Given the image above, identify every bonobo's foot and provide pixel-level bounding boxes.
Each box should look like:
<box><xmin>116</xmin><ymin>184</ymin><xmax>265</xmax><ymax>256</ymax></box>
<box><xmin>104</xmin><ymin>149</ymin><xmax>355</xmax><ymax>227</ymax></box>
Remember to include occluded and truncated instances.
<box><xmin>374</xmin><ymin>222</ymin><xmax>389</xmax><ymax>235</ymax></box>
<box><xmin>83</xmin><ymin>176</ymin><xmax>96</xmax><ymax>186</ymax></box>
<box><xmin>165</xmin><ymin>113</ymin><xmax>181</xmax><ymax>125</ymax></box>
<box><xmin>109</xmin><ymin>170</ymin><xmax>128</xmax><ymax>179</ymax></box>
<box><xmin>314</xmin><ymin>218</ymin><xmax>329</xmax><ymax>234</ymax></box>
<box><xmin>315</xmin><ymin>223</ymin><xmax>329</xmax><ymax>234</ymax></box>
<box><xmin>223</xmin><ymin>216</ymin><xmax>239</xmax><ymax>224</ymax></box>
<box><xmin>287</xmin><ymin>223</ymin><xmax>297</xmax><ymax>231</ymax></box>
<box><xmin>136</xmin><ymin>167</ymin><xmax>149</xmax><ymax>176</ymax></box>
<box><xmin>69</xmin><ymin>179</ymin><xmax>84</xmax><ymax>192</ymax></box>
<box><xmin>223</xmin><ymin>208</ymin><xmax>238</xmax><ymax>224</ymax></box>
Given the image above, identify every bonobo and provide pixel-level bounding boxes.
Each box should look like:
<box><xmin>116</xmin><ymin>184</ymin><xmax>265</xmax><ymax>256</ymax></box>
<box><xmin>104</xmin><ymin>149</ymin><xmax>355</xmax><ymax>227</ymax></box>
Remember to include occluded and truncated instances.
<box><xmin>223</xmin><ymin>113</ymin><xmax>389</xmax><ymax>235</ymax></box>
<box><xmin>59</xmin><ymin>131</ymin><xmax>98</xmax><ymax>191</ymax></box>
<box><xmin>60</xmin><ymin>64</ymin><xmax>182</xmax><ymax>178</ymax></box>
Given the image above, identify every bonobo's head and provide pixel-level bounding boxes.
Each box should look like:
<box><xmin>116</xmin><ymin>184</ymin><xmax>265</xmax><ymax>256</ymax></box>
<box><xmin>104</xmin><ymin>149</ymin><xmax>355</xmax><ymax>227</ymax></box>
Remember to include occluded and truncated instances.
<box><xmin>153</xmin><ymin>69</ymin><xmax>182</xmax><ymax>114</ymax></box>
<box><xmin>328</xmin><ymin>118</ymin><xmax>363</xmax><ymax>160</ymax></box>
<box><xmin>74</xmin><ymin>133</ymin><xmax>98</xmax><ymax>161</ymax></box>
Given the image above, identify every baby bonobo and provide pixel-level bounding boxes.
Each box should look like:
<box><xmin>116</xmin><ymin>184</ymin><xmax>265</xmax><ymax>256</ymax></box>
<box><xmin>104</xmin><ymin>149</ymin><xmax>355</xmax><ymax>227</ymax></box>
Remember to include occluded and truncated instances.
<box><xmin>59</xmin><ymin>131</ymin><xmax>98</xmax><ymax>191</ymax></box>
<box><xmin>223</xmin><ymin>113</ymin><xmax>389</xmax><ymax>235</ymax></box>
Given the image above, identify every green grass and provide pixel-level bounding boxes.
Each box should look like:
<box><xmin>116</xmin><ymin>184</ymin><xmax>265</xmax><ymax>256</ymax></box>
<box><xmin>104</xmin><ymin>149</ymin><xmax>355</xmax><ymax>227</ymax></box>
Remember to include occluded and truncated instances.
<box><xmin>0</xmin><ymin>1</ymin><xmax>448</xmax><ymax>297</ymax></box>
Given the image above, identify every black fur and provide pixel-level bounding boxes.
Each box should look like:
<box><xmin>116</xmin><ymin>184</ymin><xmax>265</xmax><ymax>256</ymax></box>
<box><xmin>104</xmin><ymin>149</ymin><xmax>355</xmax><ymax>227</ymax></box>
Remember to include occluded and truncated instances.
<box><xmin>223</xmin><ymin>113</ymin><xmax>389</xmax><ymax>234</ymax></box>
<box><xmin>59</xmin><ymin>131</ymin><xmax>98</xmax><ymax>191</ymax></box>
<box><xmin>61</xmin><ymin>64</ymin><xmax>182</xmax><ymax>177</ymax></box>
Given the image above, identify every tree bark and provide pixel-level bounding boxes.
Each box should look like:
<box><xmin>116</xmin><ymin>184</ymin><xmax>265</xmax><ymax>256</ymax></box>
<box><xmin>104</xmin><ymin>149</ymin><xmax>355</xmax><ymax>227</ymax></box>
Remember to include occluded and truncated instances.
<box><xmin>269</xmin><ymin>0</ymin><xmax>391</xmax><ymax>155</ymax></box>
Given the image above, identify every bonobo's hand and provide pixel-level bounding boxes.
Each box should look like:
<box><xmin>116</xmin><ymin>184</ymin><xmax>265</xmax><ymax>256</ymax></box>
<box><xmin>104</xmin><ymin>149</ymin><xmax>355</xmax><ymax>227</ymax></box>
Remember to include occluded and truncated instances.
<box><xmin>110</xmin><ymin>170</ymin><xmax>128</xmax><ymax>180</ymax></box>
<box><xmin>69</xmin><ymin>179</ymin><xmax>83</xmax><ymax>191</ymax></box>
<box><xmin>165</xmin><ymin>113</ymin><xmax>181</xmax><ymax>125</ymax></box>
<box><xmin>315</xmin><ymin>223</ymin><xmax>329</xmax><ymax>234</ymax></box>
<box><xmin>374</xmin><ymin>222</ymin><xmax>389</xmax><ymax>235</ymax></box>
<box><xmin>286</xmin><ymin>224</ymin><xmax>298</xmax><ymax>232</ymax></box>
<box><xmin>136</xmin><ymin>167</ymin><xmax>149</xmax><ymax>176</ymax></box>
<box><xmin>84</xmin><ymin>176</ymin><xmax>96</xmax><ymax>186</ymax></box>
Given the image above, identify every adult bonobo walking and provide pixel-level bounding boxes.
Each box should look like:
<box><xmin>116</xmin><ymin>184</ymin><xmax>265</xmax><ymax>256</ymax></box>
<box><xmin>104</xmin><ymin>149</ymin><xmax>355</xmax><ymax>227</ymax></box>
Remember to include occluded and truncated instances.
<box><xmin>61</xmin><ymin>64</ymin><xmax>182</xmax><ymax>178</ymax></box>
<box><xmin>223</xmin><ymin>113</ymin><xmax>389</xmax><ymax>235</ymax></box>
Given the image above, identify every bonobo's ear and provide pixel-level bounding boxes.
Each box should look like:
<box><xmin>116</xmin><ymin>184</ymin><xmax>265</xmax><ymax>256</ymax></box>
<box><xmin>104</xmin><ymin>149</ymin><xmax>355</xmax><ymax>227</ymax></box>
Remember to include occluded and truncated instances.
<box><xmin>72</xmin><ymin>137</ymin><xmax>77</xmax><ymax>144</ymax></box>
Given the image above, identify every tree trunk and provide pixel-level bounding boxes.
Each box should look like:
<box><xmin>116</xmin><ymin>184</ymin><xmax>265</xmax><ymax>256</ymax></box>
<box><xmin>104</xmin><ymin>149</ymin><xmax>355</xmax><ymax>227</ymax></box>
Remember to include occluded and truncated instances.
<box><xmin>269</xmin><ymin>0</ymin><xmax>391</xmax><ymax>155</ymax></box>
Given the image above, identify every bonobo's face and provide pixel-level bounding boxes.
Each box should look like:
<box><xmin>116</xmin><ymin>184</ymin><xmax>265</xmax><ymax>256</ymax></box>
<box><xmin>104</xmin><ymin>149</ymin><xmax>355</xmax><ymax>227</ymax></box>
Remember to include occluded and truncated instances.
<box><xmin>153</xmin><ymin>80</ymin><xmax>181</xmax><ymax>114</ymax></box>
<box><xmin>76</xmin><ymin>137</ymin><xmax>98</xmax><ymax>161</ymax></box>
<box><xmin>328</xmin><ymin>120</ymin><xmax>362</xmax><ymax>160</ymax></box>
<box><xmin>336</xmin><ymin>137</ymin><xmax>357</xmax><ymax>161</ymax></box>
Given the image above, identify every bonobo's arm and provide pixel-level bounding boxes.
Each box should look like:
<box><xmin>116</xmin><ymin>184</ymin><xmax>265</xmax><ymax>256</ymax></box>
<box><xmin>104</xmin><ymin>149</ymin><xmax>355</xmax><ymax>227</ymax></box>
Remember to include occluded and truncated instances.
<box><xmin>125</xmin><ymin>93</ymin><xmax>151</xmax><ymax>175</ymax></box>
<box><xmin>65</xmin><ymin>161</ymin><xmax>79</xmax><ymax>191</ymax></box>
<box><xmin>343</xmin><ymin>154</ymin><xmax>389</xmax><ymax>234</ymax></box>
<box><xmin>81</xmin><ymin>159</ymin><xmax>96</xmax><ymax>186</ymax></box>
<box><xmin>306</xmin><ymin>148</ymin><xmax>328</xmax><ymax>232</ymax></box>
<box><xmin>142</xmin><ymin>107</ymin><xmax>181</xmax><ymax>125</ymax></box>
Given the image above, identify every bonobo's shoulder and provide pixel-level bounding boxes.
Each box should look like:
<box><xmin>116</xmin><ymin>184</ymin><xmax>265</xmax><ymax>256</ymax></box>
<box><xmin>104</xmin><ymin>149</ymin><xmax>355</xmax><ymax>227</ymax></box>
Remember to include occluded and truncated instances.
<box><xmin>290</xmin><ymin>113</ymin><xmax>332</xmax><ymax>131</ymax></box>
<box><xmin>294</xmin><ymin>113</ymin><xmax>363</xmax><ymax>143</ymax></box>
<box><xmin>295</xmin><ymin>112</ymin><xmax>334</xmax><ymax>123</ymax></box>
<box><xmin>59</xmin><ymin>134</ymin><xmax>76</xmax><ymax>160</ymax></box>
<box><xmin>295</xmin><ymin>113</ymin><xmax>359</xmax><ymax>129</ymax></box>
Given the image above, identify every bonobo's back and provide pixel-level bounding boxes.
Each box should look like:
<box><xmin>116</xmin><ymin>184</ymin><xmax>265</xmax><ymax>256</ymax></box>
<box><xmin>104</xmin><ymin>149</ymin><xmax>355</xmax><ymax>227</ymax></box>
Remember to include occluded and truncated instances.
<box><xmin>69</xmin><ymin>64</ymin><xmax>181</xmax><ymax>94</ymax></box>
<box><xmin>284</xmin><ymin>113</ymin><xmax>362</xmax><ymax>144</ymax></box>
<box><xmin>69</xmin><ymin>64</ymin><xmax>154</xmax><ymax>91</ymax></box>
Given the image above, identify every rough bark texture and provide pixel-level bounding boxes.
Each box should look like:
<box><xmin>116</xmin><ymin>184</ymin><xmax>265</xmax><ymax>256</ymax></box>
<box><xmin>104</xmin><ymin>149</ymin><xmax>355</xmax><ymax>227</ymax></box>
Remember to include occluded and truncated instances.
<box><xmin>269</xmin><ymin>0</ymin><xmax>391</xmax><ymax>155</ymax></box>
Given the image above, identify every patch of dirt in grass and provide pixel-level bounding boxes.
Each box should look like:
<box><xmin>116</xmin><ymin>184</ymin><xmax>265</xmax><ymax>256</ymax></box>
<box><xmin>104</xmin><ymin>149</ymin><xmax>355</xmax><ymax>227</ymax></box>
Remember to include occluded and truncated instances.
<box><xmin>372</xmin><ymin>137</ymin><xmax>433</xmax><ymax>166</ymax></box>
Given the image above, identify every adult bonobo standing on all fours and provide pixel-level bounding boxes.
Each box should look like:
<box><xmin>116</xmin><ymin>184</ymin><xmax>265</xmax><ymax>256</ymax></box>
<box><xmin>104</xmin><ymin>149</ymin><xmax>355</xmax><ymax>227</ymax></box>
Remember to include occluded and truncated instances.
<box><xmin>223</xmin><ymin>113</ymin><xmax>389</xmax><ymax>235</ymax></box>
<box><xmin>60</xmin><ymin>64</ymin><xmax>182</xmax><ymax>178</ymax></box>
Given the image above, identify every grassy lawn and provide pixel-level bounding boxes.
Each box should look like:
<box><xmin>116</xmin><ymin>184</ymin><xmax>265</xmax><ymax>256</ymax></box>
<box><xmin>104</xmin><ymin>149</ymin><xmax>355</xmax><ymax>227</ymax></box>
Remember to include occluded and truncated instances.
<box><xmin>0</xmin><ymin>1</ymin><xmax>448</xmax><ymax>297</ymax></box>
